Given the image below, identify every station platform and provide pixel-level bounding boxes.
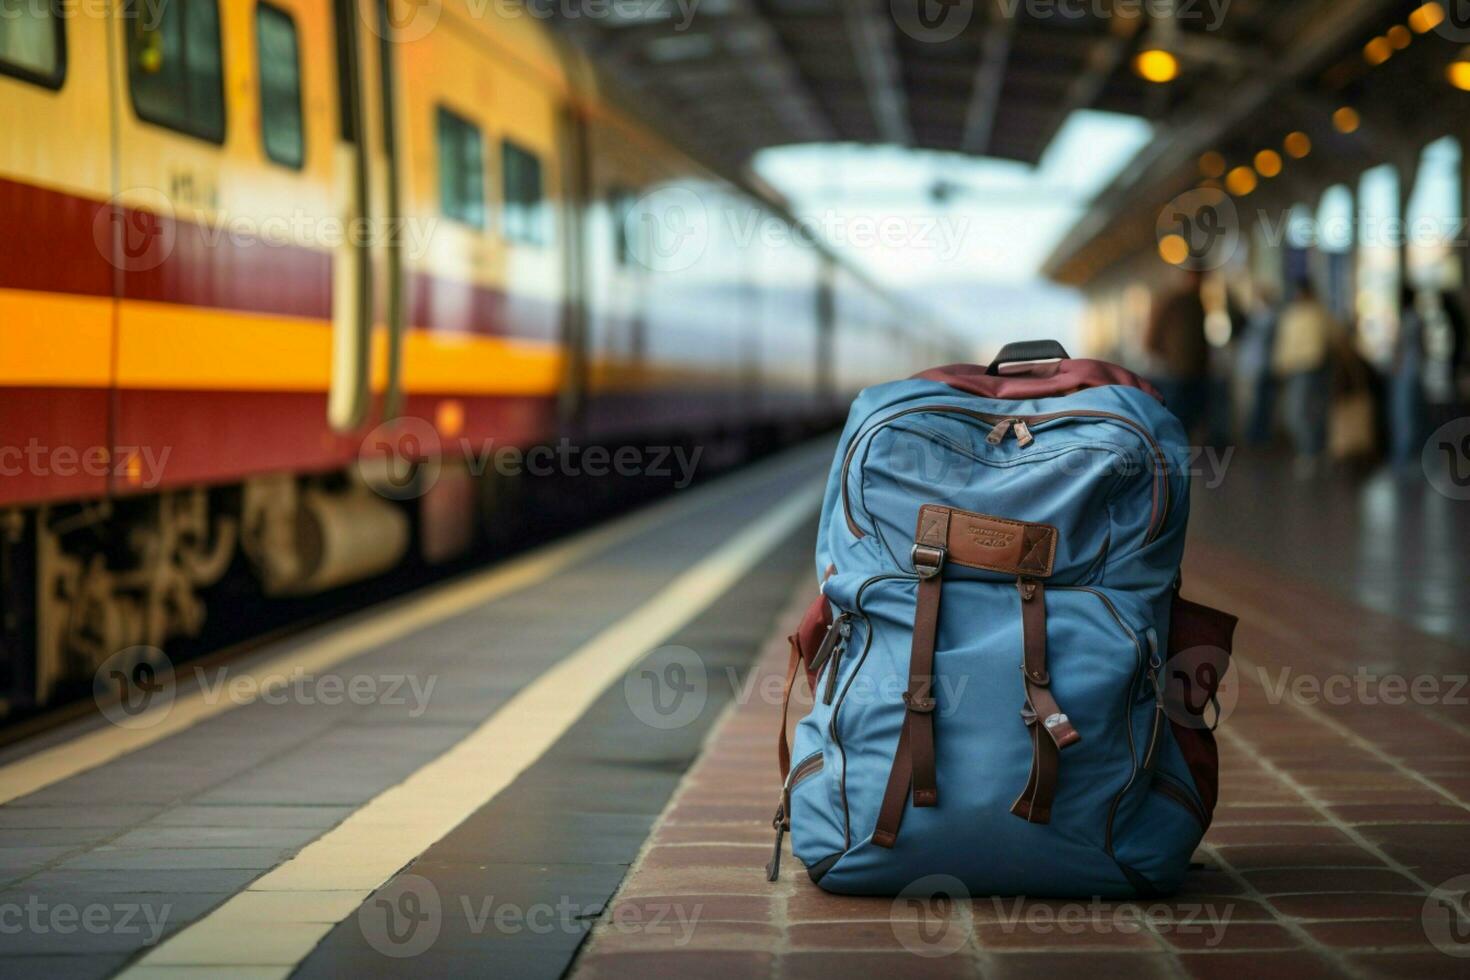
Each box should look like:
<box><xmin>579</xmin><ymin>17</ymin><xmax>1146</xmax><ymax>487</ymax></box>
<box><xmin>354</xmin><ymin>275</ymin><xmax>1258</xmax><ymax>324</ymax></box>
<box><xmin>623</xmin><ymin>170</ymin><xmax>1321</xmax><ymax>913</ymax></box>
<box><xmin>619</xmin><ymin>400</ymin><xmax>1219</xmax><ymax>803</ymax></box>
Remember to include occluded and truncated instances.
<box><xmin>0</xmin><ymin>441</ymin><xmax>1466</xmax><ymax>979</ymax></box>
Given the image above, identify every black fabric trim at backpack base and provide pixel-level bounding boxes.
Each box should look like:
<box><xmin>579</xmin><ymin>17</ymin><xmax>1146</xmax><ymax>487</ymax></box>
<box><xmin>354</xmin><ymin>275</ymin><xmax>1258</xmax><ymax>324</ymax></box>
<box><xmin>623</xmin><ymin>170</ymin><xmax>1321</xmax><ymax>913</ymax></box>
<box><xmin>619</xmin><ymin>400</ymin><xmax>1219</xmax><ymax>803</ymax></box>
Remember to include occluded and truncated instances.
<box><xmin>806</xmin><ymin>853</ymin><xmax>842</xmax><ymax>884</ymax></box>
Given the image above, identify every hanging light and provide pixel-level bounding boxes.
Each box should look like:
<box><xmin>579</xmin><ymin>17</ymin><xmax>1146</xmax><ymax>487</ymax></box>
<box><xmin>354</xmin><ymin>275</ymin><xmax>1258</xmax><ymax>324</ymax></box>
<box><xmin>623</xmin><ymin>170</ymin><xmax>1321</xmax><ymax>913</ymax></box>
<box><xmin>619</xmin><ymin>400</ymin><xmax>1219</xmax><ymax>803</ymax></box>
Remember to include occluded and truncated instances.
<box><xmin>1408</xmin><ymin>2</ymin><xmax>1445</xmax><ymax>34</ymax></box>
<box><xmin>1134</xmin><ymin>49</ymin><xmax>1180</xmax><ymax>83</ymax></box>
<box><xmin>1255</xmin><ymin>149</ymin><xmax>1283</xmax><ymax>178</ymax></box>
<box><xmin>1332</xmin><ymin>106</ymin><xmax>1361</xmax><ymax>133</ymax></box>
<box><xmin>1158</xmin><ymin>234</ymin><xmax>1190</xmax><ymax>265</ymax></box>
<box><xmin>1134</xmin><ymin>0</ymin><xmax>1181</xmax><ymax>84</ymax></box>
<box><xmin>1225</xmin><ymin>166</ymin><xmax>1258</xmax><ymax>196</ymax></box>
<box><xmin>1198</xmin><ymin>151</ymin><xmax>1227</xmax><ymax>179</ymax></box>
<box><xmin>1284</xmin><ymin>132</ymin><xmax>1312</xmax><ymax>158</ymax></box>
<box><xmin>1449</xmin><ymin>49</ymin><xmax>1470</xmax><ymax>91</ymax></box>
<box><xmin>1363</xmin><ymin>36</ymin><xmax>1393</xmax><ymax>65</ymax></box>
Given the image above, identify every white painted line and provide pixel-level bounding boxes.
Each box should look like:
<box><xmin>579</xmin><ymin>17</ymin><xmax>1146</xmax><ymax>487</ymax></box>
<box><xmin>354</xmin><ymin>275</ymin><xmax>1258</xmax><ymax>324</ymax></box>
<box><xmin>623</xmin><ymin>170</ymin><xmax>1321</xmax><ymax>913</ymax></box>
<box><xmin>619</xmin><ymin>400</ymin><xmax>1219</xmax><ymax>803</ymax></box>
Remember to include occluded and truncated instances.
<box><xmin>122</xmin><ymin>482</ymin><xmax>822</xmax><ymax>971</ymax></box>
<box><xmin>0</xmin><ymin>446</ymin><xmax>823</xmax><ymax>807</ymax></box>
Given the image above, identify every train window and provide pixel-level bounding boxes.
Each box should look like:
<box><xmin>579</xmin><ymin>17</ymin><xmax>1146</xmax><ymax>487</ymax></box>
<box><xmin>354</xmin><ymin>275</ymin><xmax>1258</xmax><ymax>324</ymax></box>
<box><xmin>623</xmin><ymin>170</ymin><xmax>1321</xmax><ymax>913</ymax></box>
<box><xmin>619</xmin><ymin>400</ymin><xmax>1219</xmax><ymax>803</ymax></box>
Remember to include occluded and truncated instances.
<box><xmin>0</xmin><ymin>0</ymin><xmax>65</xmax><ymax>88</ymax></box>
<box><xmin>502</xmin><ymin>140</ymin><xmax>546</xmax><ymax>245</ymax></box>
<box><xmin>125</xmin><ymin>0</ymin><xmax>225</xmax><ymax>143</ymax></box>
<box><xmin>437</xmin><ymin>107</ymin><xmax>486</xmax><ymax>229</ymax></box>
<box><xmin>256</xmin><ymin>3</ymin><xmax>304</xmax><ymax>169</ymax></box>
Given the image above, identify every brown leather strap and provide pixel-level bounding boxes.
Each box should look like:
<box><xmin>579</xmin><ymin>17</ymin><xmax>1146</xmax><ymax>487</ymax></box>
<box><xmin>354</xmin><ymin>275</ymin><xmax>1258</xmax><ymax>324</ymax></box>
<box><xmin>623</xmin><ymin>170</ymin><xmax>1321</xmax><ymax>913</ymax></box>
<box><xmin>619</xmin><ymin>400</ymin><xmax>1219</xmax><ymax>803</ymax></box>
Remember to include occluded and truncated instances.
<box><xmin>873</xmin><ymin>510</ymin><xmax>949</xmax><ymax>848</ymax></box>
<box><xmin>776</xmin><ymin>634</ymin><xmax>805</xmax><ymax>828</ymax></box>
<box><xmin>1010</xmin><ymin>578</ymin><xmax>1080</xmax><ymax>823</ymax></box>
<box><xmin>906</xmin><ymin>571</ymin><xmax>942</xmax><ymax>808</ymax></box>
<box><xmin>872</xmin><ymin>706</ymin><xmax>914</xmax><ymax>848</ymax></box>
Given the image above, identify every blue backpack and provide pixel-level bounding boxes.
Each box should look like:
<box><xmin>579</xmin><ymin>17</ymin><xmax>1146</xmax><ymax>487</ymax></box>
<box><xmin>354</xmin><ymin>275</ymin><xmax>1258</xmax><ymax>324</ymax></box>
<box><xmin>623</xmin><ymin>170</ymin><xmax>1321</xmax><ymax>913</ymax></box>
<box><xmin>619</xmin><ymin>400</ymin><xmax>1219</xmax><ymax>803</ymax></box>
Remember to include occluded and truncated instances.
<box><xmin>770</xmin><ymin>342</ymin><xmax>1237</xmax><ymax>897</ymax></box>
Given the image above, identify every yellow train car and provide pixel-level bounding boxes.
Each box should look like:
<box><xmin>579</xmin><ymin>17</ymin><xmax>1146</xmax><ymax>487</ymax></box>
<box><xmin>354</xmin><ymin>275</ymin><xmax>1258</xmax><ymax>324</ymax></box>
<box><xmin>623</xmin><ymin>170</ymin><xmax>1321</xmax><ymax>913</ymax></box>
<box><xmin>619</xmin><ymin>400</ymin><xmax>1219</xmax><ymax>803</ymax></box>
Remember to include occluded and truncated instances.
<box><xmin>0</xmin><ymin>0</ymin><xmax>957</xmax><ymax>710</ymax></box>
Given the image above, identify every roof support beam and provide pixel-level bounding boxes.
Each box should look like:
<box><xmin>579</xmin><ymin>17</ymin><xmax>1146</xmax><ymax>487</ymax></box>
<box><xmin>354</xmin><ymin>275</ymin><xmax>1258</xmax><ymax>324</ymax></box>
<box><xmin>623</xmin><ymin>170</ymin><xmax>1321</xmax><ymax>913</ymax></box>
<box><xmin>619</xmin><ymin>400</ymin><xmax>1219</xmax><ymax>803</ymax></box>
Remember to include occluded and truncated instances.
<box><xmin>1028</xmin><ymin>8</ymin><xmax>1144</xmax><ymax>161</ymax></box>
<box><xmin>961</xmin><ymin>12</ymin><xmax>1013</xmax><ymax>156</ymax></box>
<box><xmin>727</xmin><ymin>0</ymin><xmax>837</xmax><ymax>146</ymax></box>
<box><xmin>844</xmin><ymin>0</ymin><xmax>913</xmax><ymax>146</ymax></box>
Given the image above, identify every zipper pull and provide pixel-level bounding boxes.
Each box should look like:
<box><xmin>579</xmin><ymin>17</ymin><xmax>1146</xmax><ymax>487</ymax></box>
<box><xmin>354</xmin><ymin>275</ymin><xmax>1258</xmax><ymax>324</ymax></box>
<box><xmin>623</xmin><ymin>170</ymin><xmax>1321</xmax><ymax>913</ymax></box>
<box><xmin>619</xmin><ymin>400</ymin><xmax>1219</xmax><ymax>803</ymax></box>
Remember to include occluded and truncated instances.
<box><xmin>1013</xmin><ymin>420</ymin><xmax>1034</xmax><ymax>448</ymax></box>
<box><xmin>986</xmin><ymin>418</ymin><xmax>1014</xmax><ymax>445</ymax></box>
<box><xmin>765</xmin><ymin>803</ymin><xmax>787</xmax><ymax>881</ymax></box>
<box><xmin>808</xmin><ymin>613</ymin><xmax>848</xmax><ymax>676</ymax></box>
<box><xmin>822</xmin><ymin>619</ymin><xmax>852</xmax><ymax>705</ymax></box>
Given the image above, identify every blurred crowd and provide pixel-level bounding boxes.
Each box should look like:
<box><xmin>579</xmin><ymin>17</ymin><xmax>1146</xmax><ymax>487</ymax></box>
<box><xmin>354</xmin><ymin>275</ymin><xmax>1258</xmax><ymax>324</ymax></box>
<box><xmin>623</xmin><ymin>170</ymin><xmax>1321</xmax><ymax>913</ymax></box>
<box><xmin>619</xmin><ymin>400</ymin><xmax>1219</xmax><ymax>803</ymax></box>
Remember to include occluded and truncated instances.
<box><xmin>1143</xmin><ymin>270</ymin><xmax>1469</xmax><ymax>477</ymax></box>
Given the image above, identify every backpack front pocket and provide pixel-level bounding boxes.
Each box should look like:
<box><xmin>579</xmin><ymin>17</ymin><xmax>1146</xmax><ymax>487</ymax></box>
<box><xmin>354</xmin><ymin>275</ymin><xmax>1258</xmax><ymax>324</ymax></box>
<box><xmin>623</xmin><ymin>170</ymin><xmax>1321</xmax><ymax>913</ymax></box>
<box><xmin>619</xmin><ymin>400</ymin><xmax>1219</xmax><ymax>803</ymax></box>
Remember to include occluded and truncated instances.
<box><xmin>810</xmin><ymin>574</ymin><xmax>1150</xmax><ymax>896</ymax></box>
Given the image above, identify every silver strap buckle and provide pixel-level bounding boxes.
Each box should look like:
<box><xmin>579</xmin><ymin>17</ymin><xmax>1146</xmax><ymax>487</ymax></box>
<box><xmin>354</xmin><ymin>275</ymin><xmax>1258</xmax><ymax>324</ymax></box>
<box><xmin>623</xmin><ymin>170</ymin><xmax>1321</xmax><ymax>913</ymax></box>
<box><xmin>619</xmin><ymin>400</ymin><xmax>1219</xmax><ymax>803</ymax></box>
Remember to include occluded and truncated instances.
<box><xmin>911</xmin><ymin>544</ymin><xmax>945</xmax><ymax>579</ymax></box>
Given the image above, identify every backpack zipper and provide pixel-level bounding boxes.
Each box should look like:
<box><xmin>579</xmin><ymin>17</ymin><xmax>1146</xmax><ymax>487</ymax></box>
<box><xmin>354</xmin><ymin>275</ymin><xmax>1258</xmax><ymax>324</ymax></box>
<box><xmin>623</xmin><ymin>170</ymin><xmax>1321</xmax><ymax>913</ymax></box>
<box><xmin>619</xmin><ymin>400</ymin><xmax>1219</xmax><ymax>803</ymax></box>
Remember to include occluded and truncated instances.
<box><xmin>841</xmin><ymin>404</ymin><xmax>1169</xmax><ymax>544</ymax></box>
<box><xmin>821</xmin><ymin>617</ymin><xmax>853</xmax><ymax>705</ymax></box>
<box><xmin>766</xmin><ymin>752</ymin><xmax>824</xmax><ymax>881</ymax></box>
<box><xmin>1057</xmin><ymin>586</ymin><xmax>1145</xmax><ymax>862</ymax></box>
<box><xmin>829</xmin><ymin>573</ymin><xmax>908</xmax><ymax>850</ymax></box>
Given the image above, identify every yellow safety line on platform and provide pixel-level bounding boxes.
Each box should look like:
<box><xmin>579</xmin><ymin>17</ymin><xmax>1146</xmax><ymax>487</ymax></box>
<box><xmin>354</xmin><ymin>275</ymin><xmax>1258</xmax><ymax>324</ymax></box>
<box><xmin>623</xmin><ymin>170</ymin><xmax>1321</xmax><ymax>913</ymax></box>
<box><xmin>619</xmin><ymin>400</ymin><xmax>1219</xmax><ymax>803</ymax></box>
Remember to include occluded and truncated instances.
<box><xmin>0</xmin><ymin>444</ymin><xmax>828</xmax><ymax>808</ymax></box>
<box><xmin>121</xmin><ymin>481</ymin><xmax>823</xmax><ymax>973</ymax></box>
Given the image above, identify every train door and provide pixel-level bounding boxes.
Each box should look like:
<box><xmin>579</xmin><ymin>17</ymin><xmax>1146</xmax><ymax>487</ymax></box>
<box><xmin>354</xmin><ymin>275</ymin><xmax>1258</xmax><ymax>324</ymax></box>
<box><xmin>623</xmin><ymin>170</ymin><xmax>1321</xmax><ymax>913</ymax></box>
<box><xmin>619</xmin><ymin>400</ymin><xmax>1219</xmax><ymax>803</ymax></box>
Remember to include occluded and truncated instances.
<box><xmin>109</xmin><ymin>0</ymin><xmax>346</xmax><ymax>484</ymax></box>
<box><xmin>0</xmin><ymin>4</ymin><xmax>115</xmax><ymax>510</ymax></box>
<box><xmin>329</xmin><ymin>0</ymin><xmax>408</xmax><ymax>431</ymax></box>
<box><xmin>556</xmin><ymin>102</ymin><xmax>591</xmax><ymax>427</ymax></box>
<box><xmin>0</xmin><ymin>5</ymin><xmax>117</xmax><ymax>705</ymax></box>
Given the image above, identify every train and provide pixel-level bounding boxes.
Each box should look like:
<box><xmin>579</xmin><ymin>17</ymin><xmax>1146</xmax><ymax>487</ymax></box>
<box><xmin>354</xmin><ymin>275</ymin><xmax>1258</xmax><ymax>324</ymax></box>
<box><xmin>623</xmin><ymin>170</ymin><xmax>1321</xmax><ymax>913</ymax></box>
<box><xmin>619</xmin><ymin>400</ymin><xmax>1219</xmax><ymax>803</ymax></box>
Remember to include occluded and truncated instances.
<box><xmin>0</xmin><ymin>0</ymin><xmax>960</xmax><ymax>712</ymax></box>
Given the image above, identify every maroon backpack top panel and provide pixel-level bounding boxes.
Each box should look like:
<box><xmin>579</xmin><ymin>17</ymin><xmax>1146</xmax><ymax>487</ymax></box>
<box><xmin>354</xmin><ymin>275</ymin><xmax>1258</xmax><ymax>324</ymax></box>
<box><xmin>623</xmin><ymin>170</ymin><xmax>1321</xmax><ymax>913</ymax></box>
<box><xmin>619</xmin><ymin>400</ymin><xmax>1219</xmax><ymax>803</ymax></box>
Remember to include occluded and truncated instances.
<box><xmin>916</xmin><ymin>360</ymin><xmax>1163</xmax><ymax>404</ymax></box>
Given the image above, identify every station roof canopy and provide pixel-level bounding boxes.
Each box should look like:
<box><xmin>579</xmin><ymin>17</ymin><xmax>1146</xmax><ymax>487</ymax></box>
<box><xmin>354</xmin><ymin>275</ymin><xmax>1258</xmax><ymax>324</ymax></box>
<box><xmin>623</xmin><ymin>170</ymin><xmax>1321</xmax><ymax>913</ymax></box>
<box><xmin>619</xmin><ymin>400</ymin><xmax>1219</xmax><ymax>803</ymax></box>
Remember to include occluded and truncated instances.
<box><xmin>550</xmin><ymin>1</ymin><xmax>1459</xmax><ymax>282</ymax></box>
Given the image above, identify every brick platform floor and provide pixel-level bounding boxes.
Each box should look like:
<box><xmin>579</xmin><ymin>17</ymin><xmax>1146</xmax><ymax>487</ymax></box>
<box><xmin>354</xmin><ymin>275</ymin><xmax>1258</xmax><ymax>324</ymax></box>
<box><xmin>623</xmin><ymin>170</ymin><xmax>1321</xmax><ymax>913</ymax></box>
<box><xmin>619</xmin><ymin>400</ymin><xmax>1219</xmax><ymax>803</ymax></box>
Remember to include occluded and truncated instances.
<box><xmin>570</xmin><ymin>535</ymin><xmax>1470</xmax><ymax>979</ymax></box>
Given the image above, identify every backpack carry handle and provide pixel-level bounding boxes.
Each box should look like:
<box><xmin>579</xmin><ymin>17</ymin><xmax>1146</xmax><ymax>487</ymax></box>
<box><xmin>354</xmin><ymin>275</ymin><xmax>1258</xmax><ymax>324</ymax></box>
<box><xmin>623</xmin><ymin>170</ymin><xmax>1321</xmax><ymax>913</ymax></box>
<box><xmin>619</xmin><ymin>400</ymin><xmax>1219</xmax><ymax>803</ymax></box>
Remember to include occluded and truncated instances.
<box><xmin>985</xmin><ymin>340</ymin><xmax>1071</xmax><ymax>376</ymax></box>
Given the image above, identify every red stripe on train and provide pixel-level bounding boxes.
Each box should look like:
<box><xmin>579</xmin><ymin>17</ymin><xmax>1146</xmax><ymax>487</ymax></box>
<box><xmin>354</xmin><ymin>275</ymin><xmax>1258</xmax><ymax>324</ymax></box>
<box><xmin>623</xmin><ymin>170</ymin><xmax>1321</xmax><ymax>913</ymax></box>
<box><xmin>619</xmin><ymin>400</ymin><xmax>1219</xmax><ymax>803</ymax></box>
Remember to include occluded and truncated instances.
<box><xmin>0</xmin><ymin>176</ymin><xmax>557</xmax><ymax>338</ymax></box>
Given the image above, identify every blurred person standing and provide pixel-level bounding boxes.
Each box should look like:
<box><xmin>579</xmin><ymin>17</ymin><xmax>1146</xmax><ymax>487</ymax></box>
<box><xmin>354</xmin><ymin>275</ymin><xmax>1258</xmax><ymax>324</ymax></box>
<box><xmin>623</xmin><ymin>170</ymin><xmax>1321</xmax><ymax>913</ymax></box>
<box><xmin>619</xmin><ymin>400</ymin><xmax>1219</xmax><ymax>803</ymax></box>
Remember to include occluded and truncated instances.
<box><xmin>1241</xmin><ymin>280</ymin><xmax>1282</xmax><ymax>447</ymax></box>
<box><xmin>1273</xmin><ymin>278</ymin><xmax>1336</xmax><ymax>474</ymax></box>
<box><xmin>1389</xmin><ymin>285</ymin><xmax>1427</xmax><ymax>467</ymax></box>
<box><xmin>1442</xmin><ymin>290</ymin><xmax>1468</xmax><ymax>418</ymax></box>
<box><xmin>1145</xmin><ymin>269</ymin><xmax>1210</xmax><ymax>438</ymax></box>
